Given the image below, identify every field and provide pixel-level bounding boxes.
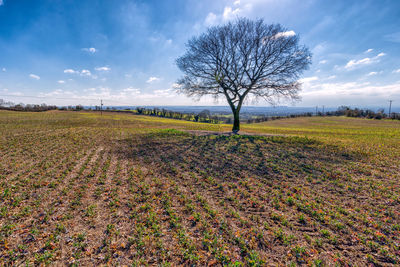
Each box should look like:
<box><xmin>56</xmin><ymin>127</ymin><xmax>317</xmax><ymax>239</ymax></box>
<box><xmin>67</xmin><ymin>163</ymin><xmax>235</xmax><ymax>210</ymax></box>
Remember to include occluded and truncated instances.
<box><xmin>0</xmin><ymin>110</ymin><xmax>399</xmax><ymax>266</ymax></box>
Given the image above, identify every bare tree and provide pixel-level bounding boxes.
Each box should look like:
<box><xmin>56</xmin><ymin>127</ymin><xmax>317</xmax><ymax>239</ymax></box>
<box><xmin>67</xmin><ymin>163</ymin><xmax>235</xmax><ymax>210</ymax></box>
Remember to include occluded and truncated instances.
<box><xmin>176</xmin><ymin>18</ymin><xmax>311</xmax><ymax>133</ymax></box>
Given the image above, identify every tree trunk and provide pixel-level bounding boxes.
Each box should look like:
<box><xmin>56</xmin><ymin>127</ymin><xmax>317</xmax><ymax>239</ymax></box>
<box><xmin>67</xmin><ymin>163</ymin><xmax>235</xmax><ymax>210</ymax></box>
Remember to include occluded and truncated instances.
<box><xmin>232</xmin><ymin>110</ymin><xmax>240</xmax><ymax>134</ymax></box>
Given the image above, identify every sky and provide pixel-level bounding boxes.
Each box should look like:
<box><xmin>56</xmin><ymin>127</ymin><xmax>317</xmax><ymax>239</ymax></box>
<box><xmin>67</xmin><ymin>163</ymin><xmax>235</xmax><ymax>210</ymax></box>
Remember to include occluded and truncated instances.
<box><xmin>0</xmin><ymin>0</ymin><xmax>400</xmax><ymax>108</ymax></box>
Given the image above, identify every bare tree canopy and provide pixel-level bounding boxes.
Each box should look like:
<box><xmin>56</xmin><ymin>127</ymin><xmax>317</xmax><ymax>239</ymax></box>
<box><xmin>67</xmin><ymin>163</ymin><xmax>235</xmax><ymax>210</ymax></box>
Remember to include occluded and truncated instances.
<box><xmin>176</xmin><ymin>18</ymin><xmax>312</xmax><ymax>133</ymax></box>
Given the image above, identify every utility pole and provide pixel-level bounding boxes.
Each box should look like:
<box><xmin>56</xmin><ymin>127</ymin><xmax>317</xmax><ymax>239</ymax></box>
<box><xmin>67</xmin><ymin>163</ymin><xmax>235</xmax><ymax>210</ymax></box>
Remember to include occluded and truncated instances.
<box><xmin>315</xmin><ymin>106</ymin><xmax>318</xmax><ymax>116</ymax></box>
<box><xmin>322</xmin><ymin>105</ymin><xmax>325</xmax><ymax>115</ymax></box>
<box><xmin>100</xmin><ymin>99</ymin><xmax>103</xmax><ymax>116</ymax></box>
<box><xmin>388</xmin><ymin>100</ymin><xmax>393</xmax><ymax>118</ymax></box>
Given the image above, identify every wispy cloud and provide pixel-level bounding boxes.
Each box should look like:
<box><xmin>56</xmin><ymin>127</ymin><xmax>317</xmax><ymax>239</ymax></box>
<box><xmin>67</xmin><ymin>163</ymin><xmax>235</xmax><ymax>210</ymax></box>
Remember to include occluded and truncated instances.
<box><xmin>58</xmin><ymin>80</ymin><xmax>66</xmax><ymax>84</ymax></box>
<box><xmin>122</xmin><ymin>87</ymin><xmax>141</xmax><ymax>94</ymax></box>
<box><xmin>299</xmin><ymin>76</ymin><xmax>318</xmax><ymax>83</ymax></box>
<box><xmin>1</xmin><ymin>68</ymin><xmax>5</xmax><ymax>72</ymax></box>
<box><xmin>367</xmin><ymin>71</ymin><xmax>382</xmax><ymax>76</ymax></box>
<box><xmin>384</xmin><ymin>32</ymin><xmax>400</xmax><ymax>43</ymax></box>
<box><xmin>365</xmin><ymin>48</ymin><xmax>373</xmax><ymax>53</ymax></box>
<box><xmin>81</xmin><ymin>47</ymin><xmax>97</xmax><ymax>53</ymax></box>
<box><xmin>319</xmin><ymin>60</ymin><xmax>327</xmax><ymax>64</ymax></box>
<box><xmin>393</xmin><ymin>69</ymin><xmax>400</xmax><ymax>73</ymax></box>
<box><xmin>95</xmin><ymin>66</ymin><xmax>111</xmax><ymax>71</ymax></box>
<box><xmin>345</xmin><ymin>52</ymin><xmax>385</xmax><ymax>69</ymax></box>
<box><xmin>29</xmin><ymin>74</ymin><xmax>40</xmax><ymax>80</ymax></box>
<box><xmin>146</xmin><ymin>76</ymin><xmax>160</xmax><ymax>83</ymax></box>
<box><xmin>0</xmin><ymin>0</ymin><xmax>3</xmax><ymax>6</ymax></box>
<box><xmin>64</xmin><ymin>69</ymin><xmax>78</xmax><ymax>74</ymax></box>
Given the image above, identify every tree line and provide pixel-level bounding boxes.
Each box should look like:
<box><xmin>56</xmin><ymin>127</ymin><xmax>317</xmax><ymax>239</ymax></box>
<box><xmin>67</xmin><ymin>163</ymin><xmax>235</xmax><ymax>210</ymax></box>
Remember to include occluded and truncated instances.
<box><xmin>1</xmin><ymin>99</ymin><xmax>398</xmax><ymax>121</ymax></box>
<box><xmin>125</xmin><ymin>107</ymin><xmax>222</xmax><ymax>124</ymax></box>
<box><xmin>0</xmin><ymin>100</ymin><xmax>58</xmax><ymax>112</ymax></box>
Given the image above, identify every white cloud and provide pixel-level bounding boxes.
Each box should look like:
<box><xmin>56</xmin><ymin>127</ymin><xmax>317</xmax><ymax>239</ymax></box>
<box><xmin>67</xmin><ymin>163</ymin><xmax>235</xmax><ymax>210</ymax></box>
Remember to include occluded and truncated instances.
<box><xmin>319</xmin><ymin>60</ymin><xmax>327</xmax><ymax>64</ymax></box>
<box><xmin>38</xmin><ymin>86</ymin><xmax>180</xmax><ymax>106</ymax></box>
<box><xmin>223</xmin><ymin>6</ymin><xmax>241</xmax><ymax>20</ymax></box>
<box><xmin>273</xmin><ymin>30</ymin><xmax>296</xmax><ymax>39</ymax></box>
<box><xmin>345</xmin><ymin>52</ymin><xmax>385</xmax><ymax>69</ymax></box>
<box><xmin>1</xmin><ymin>68</ymin><xmax>5</xmax><ymax>72</ymax></box>
<box><xmin>95</xmin><ymin>66</ymin><xmax>111</xmax><ymax>71</ymax></box>
<box><xmin>365</xmin><ymin>49</ymin><xmax>373</xmax><ymax>53</ymax></box>
<box><xmin>367</xmin><ymin>71</ymin><xmax>383</xmax><ymax>76</ymax></box>
<box><xmin>122</xmin><ymin>87</ymin><xmax>141</xmax><ymax>94</ymax></box>
<box><xmin>301</xmin><ymin>81</ymin><xmax>400</xmax><ymax>100</ymax></box>
<box><xmin>327</xmin><ymin>75</ymin><xmax>336</xmax><ymax>80</ymax></box>
<box><xmin>299</xmin><ymin>76</ymin><xmax>318</xmax><ymax>83</ymax></box>
<box><xmin>204</xmin><ymin>12</ymin><xmax>218</xmax><ymax>26</ymax></box>
<box><xmin>58</xmin><ymin>80</ymin><xmax>66</xmax><ymax>84</ymax></box>
<box><xmin>204</xmin><ymin>1</ymin><xmax>252</xmax><ymax>26</ymax></box>
<box><xmin>146</xmin><ymin>76</ymin><xmax>160</xmax><ymax>83</ymax></box>
<box><xmin>154</xmin><ymin>89</ymin><xmax>175</xmax><ymax>97</ymax></box>
<box><xmin>345</xmin><ymin>58</ymin><xmax>372</xmax><ymax>69</ymax></box>
<box><xmin>0</xmin><ymin>0</ymin><xmax>3</xmax><ymax>6</ymax></box>
<box><xmin>29</xmin><ymin>74</ymin><xmax>40</xmax><ymax>80</ymax></box>
<box><xmin>81</xmin><ymin>69</ymin><xmax>92</xmax><ymax>76</ymax></box>
<box><xmin>82</xmin><ymin>47</ymin><xmax>97</xmax><ymax>53</ymax></box>
<box><xmin>393</xmin><ymin>69</ymin><xmax>400</xmax><ymax>73</ymax></box>
<box><xmin>172</xmin><ymin>83</ymin><xmax>181</xmax><ymax>89</ymax></box>
<box><xmin>64</xmin><ymin>68</ymin><xmax>98</xmax><ymax>78</ymax></box>
<box><xmin>1</xmin><ymin>89</ymin><xmax>23</xmax><ymax>97</ymax></box>
<box><xmin>64</xmin><ymin>69</ymin><xmax>78</xmax><ymax>74</ymax></box>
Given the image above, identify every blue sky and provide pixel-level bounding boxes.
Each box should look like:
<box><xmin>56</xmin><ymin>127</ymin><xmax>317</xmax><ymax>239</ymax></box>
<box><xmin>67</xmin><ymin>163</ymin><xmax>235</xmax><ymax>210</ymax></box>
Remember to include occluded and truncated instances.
<box><xmin>0</xmin><ymin>0</ymin><xmax>399</xmax><ymax>108</ymax></box>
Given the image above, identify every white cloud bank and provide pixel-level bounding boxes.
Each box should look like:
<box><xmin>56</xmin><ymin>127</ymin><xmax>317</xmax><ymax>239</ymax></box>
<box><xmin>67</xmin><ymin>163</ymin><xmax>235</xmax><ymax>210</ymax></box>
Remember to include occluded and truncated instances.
<box><xmin>36</xmin><ymin>84</ymin><xmax>185</xmax><ymax>106</ymax></box>
<box><xmin>300</xmin><ymin>80</ymin><xmax>400</xmax><ymax>106</ymax></box>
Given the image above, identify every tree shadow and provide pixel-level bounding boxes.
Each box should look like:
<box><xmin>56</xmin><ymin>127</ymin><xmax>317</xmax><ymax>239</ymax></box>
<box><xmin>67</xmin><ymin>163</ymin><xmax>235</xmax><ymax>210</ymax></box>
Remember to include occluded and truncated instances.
<box><xmin>114</xmin><ymin>130</ymin><xmax>363</xmax><ymax>182</ymax></box>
